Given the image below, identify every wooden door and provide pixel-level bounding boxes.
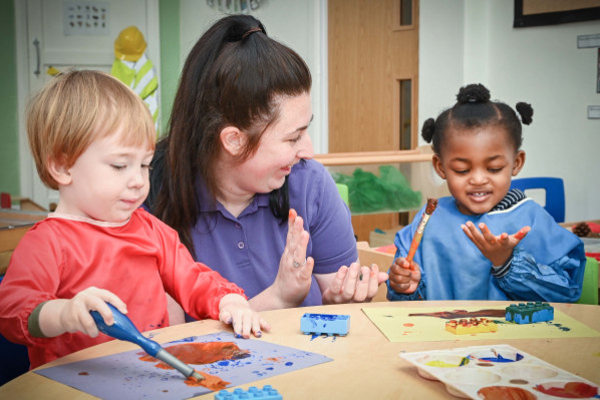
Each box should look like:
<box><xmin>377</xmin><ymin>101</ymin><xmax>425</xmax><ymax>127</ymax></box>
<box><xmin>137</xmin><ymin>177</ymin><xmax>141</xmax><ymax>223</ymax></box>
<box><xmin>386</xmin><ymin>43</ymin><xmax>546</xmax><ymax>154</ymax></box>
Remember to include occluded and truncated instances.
<box><xmin>328</xmin><ymin>0</ymin><xmax>419</xmax><ymax>241</ymax></box>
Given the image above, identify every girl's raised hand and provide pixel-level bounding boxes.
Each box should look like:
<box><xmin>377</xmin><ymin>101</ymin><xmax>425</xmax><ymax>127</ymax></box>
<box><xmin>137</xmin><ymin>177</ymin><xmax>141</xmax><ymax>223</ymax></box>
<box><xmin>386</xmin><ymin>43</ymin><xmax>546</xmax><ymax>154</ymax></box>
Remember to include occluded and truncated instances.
<box><xmin>388</xmin><ymin>257</ymin><xmax>421</xmax><ymax>293</ymax></box>
<box><xmin>461</xmin><ymin>221</ymin><xmax>530</xmax><ymax>266</ymax></box>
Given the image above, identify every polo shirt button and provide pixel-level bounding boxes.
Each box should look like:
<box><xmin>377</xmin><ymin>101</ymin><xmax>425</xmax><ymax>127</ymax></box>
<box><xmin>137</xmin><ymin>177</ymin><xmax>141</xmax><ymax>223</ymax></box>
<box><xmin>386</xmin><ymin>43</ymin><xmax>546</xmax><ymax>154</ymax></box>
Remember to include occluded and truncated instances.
<box><xmin>235</xmin><ymin>223</ymin><xmax>241</xmax><ymax>229</ymax></box>
<box><xmin>237</xmin><ymin>241</ymin><xmax>245</xmax><ymax>249</ymax></box>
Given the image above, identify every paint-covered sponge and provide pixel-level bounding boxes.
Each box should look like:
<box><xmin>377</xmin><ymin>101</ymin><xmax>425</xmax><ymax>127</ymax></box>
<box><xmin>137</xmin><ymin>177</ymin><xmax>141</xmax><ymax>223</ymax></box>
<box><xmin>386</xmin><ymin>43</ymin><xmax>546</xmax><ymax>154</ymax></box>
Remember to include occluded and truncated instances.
<box><xmin>214</xmin><ymin>385</ymin><xmax>282</xmax><ymax>400</ymax></box>
<box><xmin>505</xmin><ymin>302</ymin><xmax>554</xmax><ymax>324</ymax></box>
<box><xmin>445</xmin><ymin>318</ymin><xmax>498</xmax><ymax>335</ymax></box>
<box><xmin>300</xmin><ymin>313</ymin><xmax>350</xmax><ymax>336</ymax></box>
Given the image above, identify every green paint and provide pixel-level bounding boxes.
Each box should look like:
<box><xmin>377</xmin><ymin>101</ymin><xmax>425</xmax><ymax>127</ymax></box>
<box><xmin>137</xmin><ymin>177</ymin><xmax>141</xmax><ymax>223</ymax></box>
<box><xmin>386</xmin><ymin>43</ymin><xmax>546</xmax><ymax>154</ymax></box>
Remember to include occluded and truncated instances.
<box><xmin>159</xmin><ymin>0</ymin><xmax>180</xmax><ymax>137</ymax></box>
<box><xmin>425</xmin><ymin>360</ymin><xmax>464</xmax><ymax>368</ymax></box>
<box><xmin>0</xmin><ymin>0</ymin><xmax>20</xmax><ymax>196</ymax></box>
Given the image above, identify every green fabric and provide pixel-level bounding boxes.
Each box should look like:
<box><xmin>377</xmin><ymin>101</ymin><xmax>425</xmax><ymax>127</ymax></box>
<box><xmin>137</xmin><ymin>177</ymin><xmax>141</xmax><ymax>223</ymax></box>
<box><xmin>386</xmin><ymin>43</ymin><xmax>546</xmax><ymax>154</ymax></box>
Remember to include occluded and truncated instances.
<box><xmin>28</xmin><ymin>301</ymin><xmax>49</xmax><ymax>338</ymax></box>
<box><xmin>333</xmin><ymin>166</ymin><xmax>421</xmax><ymax>213</ymax></box>
<box><xmin>576</xmin><ymin>257</ymin><xmax>598</xmax><ymax>305</ymax></box>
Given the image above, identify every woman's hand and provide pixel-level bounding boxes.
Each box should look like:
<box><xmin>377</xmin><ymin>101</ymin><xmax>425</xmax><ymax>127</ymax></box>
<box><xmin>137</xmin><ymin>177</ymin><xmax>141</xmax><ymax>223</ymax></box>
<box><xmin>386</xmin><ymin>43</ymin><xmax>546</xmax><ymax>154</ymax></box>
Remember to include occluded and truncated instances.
<box><xmin>462</xmin><ymin>221</ymin><xmax>530</xmax><ymax>266</ymax></box>
<box><xmin>219</xmin><ymin>294</ymin><xmax>270</xmax><ymax>339</ymax></box>
<box><xmin>39</xmin><ymin>287</ymin><xmax>127</xmax><ymax>338</ymax></box>
<box><xmin>388</xmin><ymin>257</ymin><xmax>421</xmax><ymax>294</ymax></box>
<box><xmin>268</xmin><ymin>209</ymin><xmax>315</xmax><ymax>308</ymax></box>
<box><xmin>319</xmin><ymin>262</ymin><xmax>388</xmax><ymax>304</ymax></box>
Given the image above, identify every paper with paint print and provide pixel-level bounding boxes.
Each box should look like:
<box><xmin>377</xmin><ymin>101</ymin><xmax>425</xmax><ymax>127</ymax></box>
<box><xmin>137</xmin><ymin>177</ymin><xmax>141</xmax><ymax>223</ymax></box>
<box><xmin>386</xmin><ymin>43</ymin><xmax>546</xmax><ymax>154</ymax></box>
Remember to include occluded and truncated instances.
<box><xmin>35</xmin><ymin>331</ymin><xmax>332</xmax><ymax>399</ymax></box>
<box><xmin>400</xmin><ymin>344</ymin><xmax>599</xmax><ymax>399</ymax></box>
<box><xmin>362</xmin><ymin>306</ymin><xmax>600</xmax><ymax>342</ymax></box>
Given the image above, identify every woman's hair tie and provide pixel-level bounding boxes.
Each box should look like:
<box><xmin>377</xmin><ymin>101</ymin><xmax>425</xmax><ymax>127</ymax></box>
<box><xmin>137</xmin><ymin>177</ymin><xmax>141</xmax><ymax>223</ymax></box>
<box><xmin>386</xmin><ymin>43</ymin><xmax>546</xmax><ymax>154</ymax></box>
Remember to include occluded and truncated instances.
<box><xmin>242</xmin><ymin>26</ymin><xmax>264</xmax><ymax>40</ymax></box>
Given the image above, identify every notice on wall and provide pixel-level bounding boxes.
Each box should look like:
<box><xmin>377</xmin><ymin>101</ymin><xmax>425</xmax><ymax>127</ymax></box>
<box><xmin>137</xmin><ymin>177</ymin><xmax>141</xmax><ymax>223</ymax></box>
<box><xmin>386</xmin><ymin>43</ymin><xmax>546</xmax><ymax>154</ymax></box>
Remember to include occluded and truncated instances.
<box><xmin>64</xmin><ymin>1</ymin><xmax>109</xmax><ymax>36</ymax></box>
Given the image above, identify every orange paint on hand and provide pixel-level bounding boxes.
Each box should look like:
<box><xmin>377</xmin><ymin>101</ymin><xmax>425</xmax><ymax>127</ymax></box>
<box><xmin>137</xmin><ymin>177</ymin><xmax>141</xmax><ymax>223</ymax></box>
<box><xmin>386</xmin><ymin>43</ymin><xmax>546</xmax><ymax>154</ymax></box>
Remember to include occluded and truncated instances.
<box><xmin>185</xmin><ymin>371</ymin><xmax>230</xmax><ymax>391</ymax></box>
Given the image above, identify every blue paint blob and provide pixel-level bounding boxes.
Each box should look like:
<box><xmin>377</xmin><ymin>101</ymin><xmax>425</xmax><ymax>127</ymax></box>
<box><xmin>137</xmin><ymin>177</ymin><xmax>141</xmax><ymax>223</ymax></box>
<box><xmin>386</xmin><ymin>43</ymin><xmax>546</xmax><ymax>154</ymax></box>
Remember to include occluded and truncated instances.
<box><xmin>217</xmin><ymin>360</ymin><xmax>230</xmax><ymax>366</ymax></box>
<box><xmin>310</xmin><ymin>333</ymin><xmax>319</xmax><ymax>340</ymax></box>
<box><xmin>285</xmin><ymin>362</ymin><xmax>293</xmax><ymax>366</ymax></box>
<box><xmin>266</xmin><ymin>367</ymin><xmax>274</xmax><ymax>370</ymax></box>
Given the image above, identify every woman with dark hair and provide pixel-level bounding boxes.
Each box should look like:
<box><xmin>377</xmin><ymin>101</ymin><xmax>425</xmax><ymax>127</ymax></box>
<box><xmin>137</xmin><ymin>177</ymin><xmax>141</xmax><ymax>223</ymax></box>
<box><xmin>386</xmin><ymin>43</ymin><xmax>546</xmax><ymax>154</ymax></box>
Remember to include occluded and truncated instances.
<box><xmin>147</xmin><ymin>14</ymin><xmax>387</xmax><ymax>311</ymax></box>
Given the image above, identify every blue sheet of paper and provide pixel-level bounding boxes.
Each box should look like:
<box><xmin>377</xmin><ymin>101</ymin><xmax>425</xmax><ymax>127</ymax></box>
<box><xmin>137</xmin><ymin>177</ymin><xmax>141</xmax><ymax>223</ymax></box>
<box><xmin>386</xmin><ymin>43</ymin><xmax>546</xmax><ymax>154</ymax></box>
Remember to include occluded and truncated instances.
<box><xmin>35</xmin><ymin>331</ymin><xmax>332</xmax><ymax>399</ymax></box>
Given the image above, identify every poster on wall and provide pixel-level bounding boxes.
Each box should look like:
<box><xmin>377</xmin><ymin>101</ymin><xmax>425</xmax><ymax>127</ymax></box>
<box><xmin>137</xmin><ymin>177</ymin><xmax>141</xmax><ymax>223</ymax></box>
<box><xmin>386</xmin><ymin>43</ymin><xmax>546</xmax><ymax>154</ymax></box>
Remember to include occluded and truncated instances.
<box><xmin>64</xmin><ymin>1</ymin><xmax>110</xmax><ymax>36</ymax></box>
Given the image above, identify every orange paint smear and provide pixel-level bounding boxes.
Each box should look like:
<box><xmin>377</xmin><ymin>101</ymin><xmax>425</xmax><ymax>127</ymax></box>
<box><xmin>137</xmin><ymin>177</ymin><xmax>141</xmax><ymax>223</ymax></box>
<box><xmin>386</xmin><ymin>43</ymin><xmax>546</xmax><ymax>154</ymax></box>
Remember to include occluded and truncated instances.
<box><xmin>184</xmin><ymin>371</ymin><xmax>229</xmax><ymax>391</ymax></box>
<box><xmin>266</xmin><ymin>357</ymin><xmax>283</xmax><ymax>362</ymax></box>
<box><xmin>139</xmin><ymin>341</ymin><xmax>250</xmax><ymax>367</ymax></box>
<box><xmin>403</xmin><ymin>323</ymin><xmax>414</xmax><ymax>327</ymax></box>
<box><xmin>478</xmin><ymin>386</ymin><xmax>536</xmax><ymax>400</ymax></box>
<box><xmin>534</xmin><ymin>382</ymin><xmax>598</xmax><ymax>398</ymax></box>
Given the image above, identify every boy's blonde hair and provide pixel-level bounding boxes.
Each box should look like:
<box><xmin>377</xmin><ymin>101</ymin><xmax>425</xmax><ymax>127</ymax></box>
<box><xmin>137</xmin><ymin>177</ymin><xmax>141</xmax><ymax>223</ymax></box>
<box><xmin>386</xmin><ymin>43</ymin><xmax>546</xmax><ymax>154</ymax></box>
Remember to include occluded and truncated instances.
<box><xmin>27</xmin><ymin>70</ymin><xmax>156</xmax><ymax>190</ymax></box>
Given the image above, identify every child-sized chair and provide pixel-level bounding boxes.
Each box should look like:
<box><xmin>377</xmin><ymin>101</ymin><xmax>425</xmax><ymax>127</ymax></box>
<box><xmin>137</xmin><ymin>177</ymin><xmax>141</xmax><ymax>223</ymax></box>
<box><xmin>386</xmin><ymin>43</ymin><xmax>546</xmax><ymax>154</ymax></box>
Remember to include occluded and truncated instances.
<box><xmin>510</xmin><ymin>177</ymin><xmax>565</xmax><ymax>223</ymax></box>
<box><xmin>576</xmin><ymin>257</ymin><xmax>599</xmax><ymax>305</ymax></box>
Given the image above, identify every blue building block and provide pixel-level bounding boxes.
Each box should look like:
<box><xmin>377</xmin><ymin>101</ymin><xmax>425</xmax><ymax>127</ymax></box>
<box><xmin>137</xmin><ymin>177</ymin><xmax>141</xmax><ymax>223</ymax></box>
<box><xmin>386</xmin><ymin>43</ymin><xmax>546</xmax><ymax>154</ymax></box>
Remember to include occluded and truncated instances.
<box><xmin>214</xmin><ymin>385</ymin><xmax>282</xmax><ymax>400</ymax></box>
<box><xmin>300</xmin><ymin>313</ymin><xmax>350</xmax><ymax>336</ymax></box>
<box><xmin>505</xmin><ymin>302</ymin><xmax>554</xmax><ymax>324</ymax></box>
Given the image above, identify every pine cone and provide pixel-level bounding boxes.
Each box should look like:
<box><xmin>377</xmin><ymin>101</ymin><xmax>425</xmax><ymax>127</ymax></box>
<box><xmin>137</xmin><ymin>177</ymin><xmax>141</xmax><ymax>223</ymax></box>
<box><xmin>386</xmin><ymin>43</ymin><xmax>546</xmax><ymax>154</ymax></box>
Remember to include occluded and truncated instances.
<box><xmin>572</xmin><ymin>222</ymin><xmax>591</xmax><ymax>237</ymax></box>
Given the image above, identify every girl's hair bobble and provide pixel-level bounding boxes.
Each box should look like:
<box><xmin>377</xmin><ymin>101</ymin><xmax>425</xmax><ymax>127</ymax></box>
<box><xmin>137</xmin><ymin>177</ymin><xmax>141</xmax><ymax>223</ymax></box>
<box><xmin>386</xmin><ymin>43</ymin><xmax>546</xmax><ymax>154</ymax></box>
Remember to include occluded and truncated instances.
<box><xmin>456</xmin><ymin>83</ymin><xmax>490</xmax><ymax>104</ymax></box>
<box><xmin>421</xmin><ymin>118</ymin><xmax>436</xmax><ymax>143</ymax></box>
<box><xmin>515</xmin><ymin>102</ymin><xmax>533</xmax><ymax>125</ymax></box>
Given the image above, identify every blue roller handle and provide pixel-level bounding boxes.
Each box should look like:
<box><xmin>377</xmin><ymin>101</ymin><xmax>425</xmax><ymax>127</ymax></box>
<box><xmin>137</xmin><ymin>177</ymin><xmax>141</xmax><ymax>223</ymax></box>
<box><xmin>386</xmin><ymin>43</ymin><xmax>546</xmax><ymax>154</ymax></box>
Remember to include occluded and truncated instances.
<box><xmin>90</xmin><ymin>303</ymin><xmax>162</xmax><ymax>357</ymax></box>
<box><xmin>90</xmin><ymin>303</ymin><xmax>203</xmax><ymax>381</ymax></box>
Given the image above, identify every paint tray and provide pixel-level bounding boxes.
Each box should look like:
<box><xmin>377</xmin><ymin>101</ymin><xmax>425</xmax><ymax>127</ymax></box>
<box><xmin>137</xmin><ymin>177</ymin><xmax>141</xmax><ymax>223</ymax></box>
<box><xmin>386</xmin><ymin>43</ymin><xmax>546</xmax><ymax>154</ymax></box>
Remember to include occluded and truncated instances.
<box><xmin>400</xmin><ymin>344</ymin><xmax>599</xmax><ymax>399</ymax></box>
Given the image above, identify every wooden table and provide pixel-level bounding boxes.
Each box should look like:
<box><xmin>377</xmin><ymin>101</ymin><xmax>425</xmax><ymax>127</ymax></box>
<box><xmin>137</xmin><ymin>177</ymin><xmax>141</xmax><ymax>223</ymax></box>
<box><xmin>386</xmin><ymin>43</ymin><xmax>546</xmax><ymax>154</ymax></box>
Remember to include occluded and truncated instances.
<box><xmin>1</xmin><ymin>301</ymin><xmax>599</xmax><ymax>399</ymax></box>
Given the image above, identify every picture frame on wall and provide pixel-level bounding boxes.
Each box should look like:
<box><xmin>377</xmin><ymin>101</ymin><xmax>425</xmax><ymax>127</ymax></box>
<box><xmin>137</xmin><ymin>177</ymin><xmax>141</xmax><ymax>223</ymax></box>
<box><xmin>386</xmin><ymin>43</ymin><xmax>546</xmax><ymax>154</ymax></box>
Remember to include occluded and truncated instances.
<box><xmin>514</xmin><ymin>0</ymin><xmax>600</xmax><ymax>28</ymax></box>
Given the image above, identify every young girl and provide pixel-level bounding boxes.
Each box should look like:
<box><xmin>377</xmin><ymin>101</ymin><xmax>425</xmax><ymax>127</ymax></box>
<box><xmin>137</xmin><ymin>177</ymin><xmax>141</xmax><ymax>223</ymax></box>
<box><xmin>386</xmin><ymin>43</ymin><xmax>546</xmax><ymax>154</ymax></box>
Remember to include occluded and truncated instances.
<box><xmin>387</xmin><ymin>83</ymin><xmax>585</xmax><ymax>301</ymax></box>
<box><xmin>0</xmin><ymin>70</ymin><xmax>271</xmax><ymax>369</ymax></box>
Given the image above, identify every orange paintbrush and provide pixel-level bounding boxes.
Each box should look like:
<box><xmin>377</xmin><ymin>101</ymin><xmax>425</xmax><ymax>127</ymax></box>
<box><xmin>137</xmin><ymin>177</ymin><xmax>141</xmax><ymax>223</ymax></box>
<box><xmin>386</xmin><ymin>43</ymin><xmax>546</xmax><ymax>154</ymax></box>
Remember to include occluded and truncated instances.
<box><xmin>405</xmin><ymin>198</ymin><xmax>438</xmax><ymax>268</ymax></box>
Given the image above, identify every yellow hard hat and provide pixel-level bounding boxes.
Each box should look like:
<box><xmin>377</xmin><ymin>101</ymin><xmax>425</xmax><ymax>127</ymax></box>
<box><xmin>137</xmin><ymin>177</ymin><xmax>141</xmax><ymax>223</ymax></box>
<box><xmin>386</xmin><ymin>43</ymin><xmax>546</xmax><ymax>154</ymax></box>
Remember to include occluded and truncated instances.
<box><xmin>114</xmin><ymin>26</ymin><xmax>147</xmax><ymax>62</ymax></box>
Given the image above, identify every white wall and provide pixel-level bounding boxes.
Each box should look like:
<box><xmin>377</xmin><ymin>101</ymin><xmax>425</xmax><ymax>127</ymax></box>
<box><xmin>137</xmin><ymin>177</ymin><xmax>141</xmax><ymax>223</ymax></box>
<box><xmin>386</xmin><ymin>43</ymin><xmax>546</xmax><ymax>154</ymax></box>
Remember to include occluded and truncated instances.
<box><xmin>420</xmin><ymin>0</ymin><xmax>600</xmax><ymax>221</ymax></box>
<box><xmin>179</xmin><ymin>0</ymin><xmax>599</xmax><ymax>221</ymax></box>
<box><xmin>179</xmin><ymin>0</ymin><xmax>327</xmax><ymax>153</ymax></box>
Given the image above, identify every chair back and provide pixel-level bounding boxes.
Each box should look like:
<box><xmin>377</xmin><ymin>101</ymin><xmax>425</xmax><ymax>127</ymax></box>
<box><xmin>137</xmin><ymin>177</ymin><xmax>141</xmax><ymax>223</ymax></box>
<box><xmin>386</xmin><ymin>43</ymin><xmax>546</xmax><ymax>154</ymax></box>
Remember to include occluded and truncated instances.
<box><xmin>510</xmin><ymin>177</ymin><xmax>565</xmax><ymax>223</ymax></box>
<box><xmin>576</xmin><ymin>257</ymin><xmax>599</xmax><ymax>305</ymax></box>
<box><xmin>336</xmin><ymin>183</ymin><xmax>349</xmax><ymax>207</ymax></box>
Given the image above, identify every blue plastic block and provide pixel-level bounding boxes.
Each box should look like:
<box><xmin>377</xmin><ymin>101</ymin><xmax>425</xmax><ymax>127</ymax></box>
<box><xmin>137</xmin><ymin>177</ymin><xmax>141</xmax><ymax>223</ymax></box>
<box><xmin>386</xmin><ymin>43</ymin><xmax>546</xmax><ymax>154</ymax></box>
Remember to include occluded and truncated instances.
<box><xmin>214</xmin><ymin>385</ymin><xmax>282</xmax><ymax>400</ymax></box>
<box><xmin>505</xmin><ymin>302</ymin><xmax>554</xmax><ymax>324</ymax></box>
<box><xmin>300</xmin><ymin>313</ymin><xmax>350</xmax><ymax>336</ymax></box>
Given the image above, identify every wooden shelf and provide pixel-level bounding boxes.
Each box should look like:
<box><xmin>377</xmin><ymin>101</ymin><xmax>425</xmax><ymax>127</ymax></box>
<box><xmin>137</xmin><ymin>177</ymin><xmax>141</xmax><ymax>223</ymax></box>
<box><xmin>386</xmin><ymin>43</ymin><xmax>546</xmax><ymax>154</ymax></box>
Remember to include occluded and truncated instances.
<box><xmin>313</xmin><ymin>150</ymin><xmax>432</xmax><ymax>166</ymax></box>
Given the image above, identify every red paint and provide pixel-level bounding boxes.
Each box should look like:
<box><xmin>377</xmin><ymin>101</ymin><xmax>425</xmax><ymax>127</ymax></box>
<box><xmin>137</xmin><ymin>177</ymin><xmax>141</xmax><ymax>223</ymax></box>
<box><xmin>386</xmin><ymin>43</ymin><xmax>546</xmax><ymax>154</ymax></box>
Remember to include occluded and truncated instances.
<box><xmin>478</xmin><ymin>386</ymin><xmax>536</xmax><ymax>400</ymax></box>
<box><xmin>266</xmin><ymin>357</ymin><xmax>283</xmax><ymax>362</ymax></box>
<box><xmin>534</xmin><ymin>382</ymin><xmax>598</xmax><ymax>398</ymax></box>
<box><xmin>403</xmin><ymin>323</ymin><xmax>414</xmax><ymax>327</ymax></box>
<box><xmin>78</xmin><ymin>371</ymin><xmax>89</xmax><ymax>376</ymax></box>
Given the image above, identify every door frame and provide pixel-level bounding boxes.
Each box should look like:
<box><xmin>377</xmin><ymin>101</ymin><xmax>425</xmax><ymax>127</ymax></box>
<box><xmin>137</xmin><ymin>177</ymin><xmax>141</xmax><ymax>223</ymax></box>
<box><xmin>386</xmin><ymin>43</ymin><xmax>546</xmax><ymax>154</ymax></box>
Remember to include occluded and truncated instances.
<box><xmin>14</xmin><ymin>0</ymin><xmax>160</xmax><ymax>203</ymax></box>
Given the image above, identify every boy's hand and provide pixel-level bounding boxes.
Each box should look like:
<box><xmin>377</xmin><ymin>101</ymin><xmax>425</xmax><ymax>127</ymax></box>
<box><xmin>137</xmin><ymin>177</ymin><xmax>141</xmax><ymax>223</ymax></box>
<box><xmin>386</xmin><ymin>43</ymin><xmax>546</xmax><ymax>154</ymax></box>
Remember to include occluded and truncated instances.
<box><xmin>388</xmin><ymin>257</ymin><xmax>421</xmax><ymax>293</ymax></box>
<box><xmin>461</xmin><ymin>221</ymin><xmax>530</xmax><ymax>266</ymax></box>
<box><xmin>219</xmin><ymin>294</ymin><xmax>270</xmax><ymax>339</ymax></box>
<box><xmin>40</xmin><ymin>287</ymin><xmax>127</xmax><ymax>338</ymax></box>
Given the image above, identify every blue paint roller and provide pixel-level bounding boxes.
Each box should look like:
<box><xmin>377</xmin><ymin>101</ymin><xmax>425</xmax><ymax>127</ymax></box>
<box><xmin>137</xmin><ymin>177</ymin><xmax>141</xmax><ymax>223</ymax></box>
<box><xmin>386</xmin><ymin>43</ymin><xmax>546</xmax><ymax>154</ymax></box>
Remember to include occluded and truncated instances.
<box><xmin>90</xmin><ymin>303</ymin><xmax>204</xmax><ymax>381</ymax></box>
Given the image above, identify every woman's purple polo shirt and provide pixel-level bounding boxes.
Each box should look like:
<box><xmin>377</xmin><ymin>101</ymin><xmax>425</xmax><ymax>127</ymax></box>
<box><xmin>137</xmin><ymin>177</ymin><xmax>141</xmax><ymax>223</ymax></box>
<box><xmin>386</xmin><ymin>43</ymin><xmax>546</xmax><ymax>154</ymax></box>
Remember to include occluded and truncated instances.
<box><xmin>190</xmin><ymin>159</ymin><xmax>358</xmax><ymax>306</ymax></box>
